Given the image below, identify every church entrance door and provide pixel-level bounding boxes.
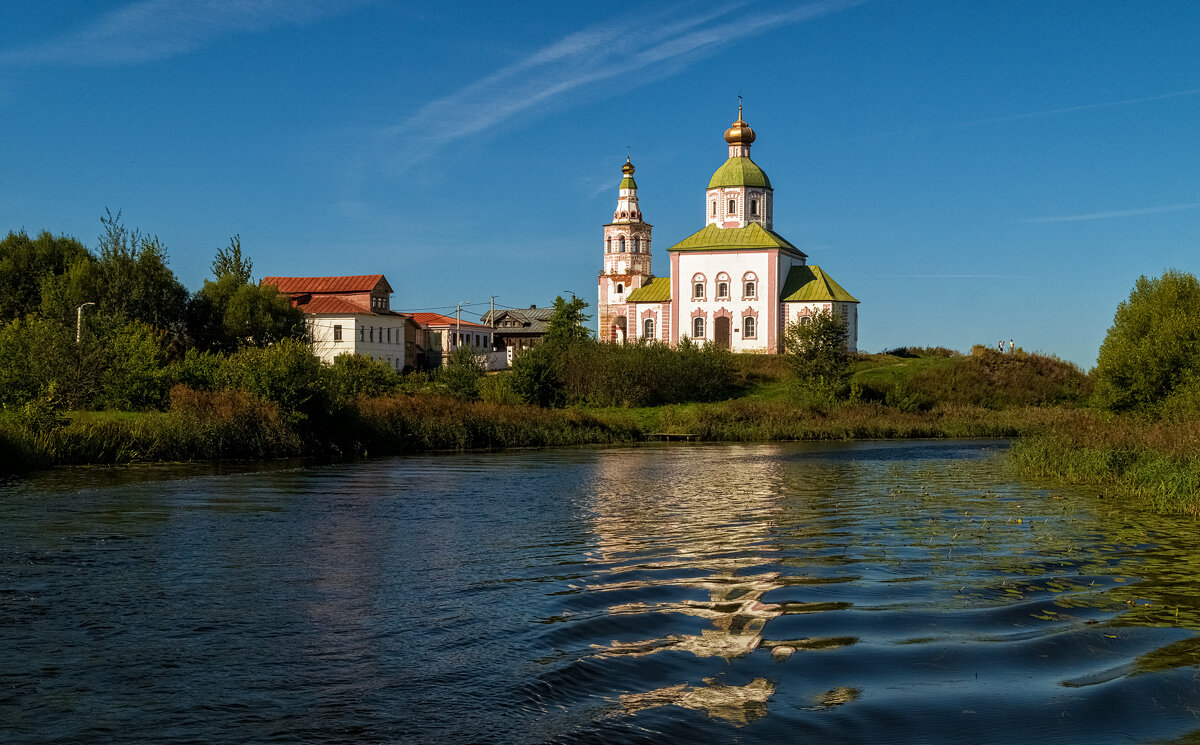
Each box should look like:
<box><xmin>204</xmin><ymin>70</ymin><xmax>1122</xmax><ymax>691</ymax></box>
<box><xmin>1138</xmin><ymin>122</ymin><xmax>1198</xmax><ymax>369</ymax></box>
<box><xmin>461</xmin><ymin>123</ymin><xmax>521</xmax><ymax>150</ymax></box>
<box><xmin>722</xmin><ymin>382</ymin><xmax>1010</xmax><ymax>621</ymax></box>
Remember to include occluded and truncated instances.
<box><xmin>714</xmin><ymin>316</ymin><xmax>731</xmax><ymax>349</ymax></box>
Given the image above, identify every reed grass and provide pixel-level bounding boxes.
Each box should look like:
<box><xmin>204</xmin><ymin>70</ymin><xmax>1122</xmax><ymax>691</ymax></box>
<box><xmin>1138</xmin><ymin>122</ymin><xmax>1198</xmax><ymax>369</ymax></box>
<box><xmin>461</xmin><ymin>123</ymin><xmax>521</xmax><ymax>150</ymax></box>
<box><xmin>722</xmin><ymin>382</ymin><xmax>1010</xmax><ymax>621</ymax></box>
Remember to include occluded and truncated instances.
<box><xmin>1008</xmin><ymin>412</ymin><xmax>1200</xmax><ymax>514</ymax></box>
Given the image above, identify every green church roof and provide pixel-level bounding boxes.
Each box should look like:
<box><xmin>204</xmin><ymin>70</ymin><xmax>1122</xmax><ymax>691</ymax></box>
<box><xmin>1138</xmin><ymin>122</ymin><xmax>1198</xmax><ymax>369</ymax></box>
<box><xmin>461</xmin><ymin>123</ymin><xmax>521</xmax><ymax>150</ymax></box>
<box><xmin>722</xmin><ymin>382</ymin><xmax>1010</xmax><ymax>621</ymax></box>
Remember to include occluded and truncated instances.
<box><xmin>626</xmin><ymin>276</ymin><xmax>671</xmax><ymax>302</ymax></box>
<box><xmin>668</xmin><ymin>223</ymin><xmax>806</xmax><ymax>257</ymax></box>
<box><xmin>620</xmin><ymin>176</ymin><xmax>637</xmax><ymax>189</ymax></box>
<box><xmin>708</xmin><ymin>157</ymin><xmax>772</xmax><ymax>189</ymax></box>
<box><xmin>780</xmin><ymin>265</ymin><xmax>859</xmax><ymax>303</ymax></box>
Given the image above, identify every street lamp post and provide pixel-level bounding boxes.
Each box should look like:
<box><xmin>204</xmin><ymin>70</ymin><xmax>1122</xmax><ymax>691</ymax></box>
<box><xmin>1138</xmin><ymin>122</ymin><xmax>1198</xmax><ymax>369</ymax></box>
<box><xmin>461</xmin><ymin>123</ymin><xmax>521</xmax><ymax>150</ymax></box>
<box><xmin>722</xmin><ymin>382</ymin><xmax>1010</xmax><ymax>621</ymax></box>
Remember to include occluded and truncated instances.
<box><xmin>76</xmin><ymin>302</ymin><xmax>96</xmax><ymax>344</ymax></box>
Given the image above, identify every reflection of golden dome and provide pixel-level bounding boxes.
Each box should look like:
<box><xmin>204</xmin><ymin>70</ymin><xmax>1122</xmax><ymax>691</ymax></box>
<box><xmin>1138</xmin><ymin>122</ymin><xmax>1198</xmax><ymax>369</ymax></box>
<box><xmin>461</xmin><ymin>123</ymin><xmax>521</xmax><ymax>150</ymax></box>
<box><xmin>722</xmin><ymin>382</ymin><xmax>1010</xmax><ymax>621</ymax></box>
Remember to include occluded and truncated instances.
<box><xmin>724</xmin><ymin>105</ymin><xmax>756</xmax><ymax>145</ymax></box>
<box><xmin>622</xmin><ymin>156</ymin><xmax>636</xmax><ymax>175</ymax></box>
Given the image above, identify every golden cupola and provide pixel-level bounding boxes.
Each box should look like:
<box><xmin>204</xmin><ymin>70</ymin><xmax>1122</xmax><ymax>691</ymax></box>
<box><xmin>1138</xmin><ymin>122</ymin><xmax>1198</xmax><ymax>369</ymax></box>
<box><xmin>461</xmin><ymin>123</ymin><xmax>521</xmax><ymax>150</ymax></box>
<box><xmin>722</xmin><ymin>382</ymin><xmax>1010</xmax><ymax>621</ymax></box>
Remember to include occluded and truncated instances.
<box><xmin>724</xmin><ymin>105</ymin><xmax>756</xmax><ymax>145</ymax></box>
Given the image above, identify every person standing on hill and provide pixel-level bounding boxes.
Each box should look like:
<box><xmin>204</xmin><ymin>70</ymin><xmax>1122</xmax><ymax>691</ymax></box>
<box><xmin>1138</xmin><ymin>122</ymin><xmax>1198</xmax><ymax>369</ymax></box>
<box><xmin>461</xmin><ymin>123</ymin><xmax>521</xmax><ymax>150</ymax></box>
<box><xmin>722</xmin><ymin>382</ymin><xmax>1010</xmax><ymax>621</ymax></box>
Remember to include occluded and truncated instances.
<box><xmin>1009</xmin><ymin>339</ymin><xmax>1014</xmax><ymax>353</ymax></box>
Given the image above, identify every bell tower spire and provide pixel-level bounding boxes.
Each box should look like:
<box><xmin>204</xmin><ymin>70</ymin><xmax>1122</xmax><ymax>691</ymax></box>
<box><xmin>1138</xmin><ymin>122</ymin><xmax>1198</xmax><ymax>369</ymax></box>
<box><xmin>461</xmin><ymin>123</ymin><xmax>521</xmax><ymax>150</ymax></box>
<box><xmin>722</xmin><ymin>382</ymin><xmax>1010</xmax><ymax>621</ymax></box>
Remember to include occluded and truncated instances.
<box><xmin>598</xmin><ymin>157</ymin><xmax>654</xmax><ymax>343</ymax></box>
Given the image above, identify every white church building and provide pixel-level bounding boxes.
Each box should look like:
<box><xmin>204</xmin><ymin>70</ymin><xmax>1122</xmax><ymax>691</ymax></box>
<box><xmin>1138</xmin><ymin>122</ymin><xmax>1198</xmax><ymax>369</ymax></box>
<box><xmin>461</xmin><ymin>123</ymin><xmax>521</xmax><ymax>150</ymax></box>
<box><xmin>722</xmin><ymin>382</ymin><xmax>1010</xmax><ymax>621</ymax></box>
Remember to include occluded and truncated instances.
<box><xmin>597</xmin><ymin>107</ymin><xmax>859</xmax><ymax>353</ymax></box>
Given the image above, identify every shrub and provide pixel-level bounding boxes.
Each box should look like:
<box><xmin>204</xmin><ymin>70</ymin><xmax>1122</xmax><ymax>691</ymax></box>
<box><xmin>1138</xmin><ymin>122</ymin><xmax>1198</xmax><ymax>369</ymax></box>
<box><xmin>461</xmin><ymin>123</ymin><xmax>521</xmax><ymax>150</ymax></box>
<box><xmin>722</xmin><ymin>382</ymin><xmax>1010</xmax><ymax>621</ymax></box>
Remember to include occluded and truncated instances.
<box><xmin>215</xmin><ymin>337</ymin><xmax>325</xmax><ymax>419</ymax></box>
<box><xmin>437</xmin><ymin>345</ymin><xmax>486</xmax><ymax>401</ymax></box>
<box><xmin>323</xmin><ymin>353</ymin><xmax>402</xmax><ymax>406</ymax></box>
<box><xmin>784</xmin><ymin>312</ymin><xmax>850</xmax><ymax>397</ymax></box>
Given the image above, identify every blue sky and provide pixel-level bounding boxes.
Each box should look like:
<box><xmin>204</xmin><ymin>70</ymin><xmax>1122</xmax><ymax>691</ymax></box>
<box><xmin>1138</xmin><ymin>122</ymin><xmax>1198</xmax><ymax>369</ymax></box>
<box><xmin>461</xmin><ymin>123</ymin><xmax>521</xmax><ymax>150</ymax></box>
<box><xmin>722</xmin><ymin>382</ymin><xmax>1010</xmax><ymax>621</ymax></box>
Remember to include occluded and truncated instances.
<box><xmin>3</xmin><ymin>0</ymin><xmax>1198</xmax><ymax>367</ymax></box>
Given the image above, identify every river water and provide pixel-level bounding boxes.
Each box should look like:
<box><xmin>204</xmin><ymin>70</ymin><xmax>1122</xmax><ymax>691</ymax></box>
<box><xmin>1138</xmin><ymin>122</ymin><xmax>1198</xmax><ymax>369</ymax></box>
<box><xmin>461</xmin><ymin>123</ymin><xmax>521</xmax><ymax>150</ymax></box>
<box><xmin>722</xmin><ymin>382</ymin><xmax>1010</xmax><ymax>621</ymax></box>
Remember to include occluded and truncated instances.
<box><xmin>3</xmin><ymin>441</ymin><xmax>1200</xmax><ymax>744</ymax></box>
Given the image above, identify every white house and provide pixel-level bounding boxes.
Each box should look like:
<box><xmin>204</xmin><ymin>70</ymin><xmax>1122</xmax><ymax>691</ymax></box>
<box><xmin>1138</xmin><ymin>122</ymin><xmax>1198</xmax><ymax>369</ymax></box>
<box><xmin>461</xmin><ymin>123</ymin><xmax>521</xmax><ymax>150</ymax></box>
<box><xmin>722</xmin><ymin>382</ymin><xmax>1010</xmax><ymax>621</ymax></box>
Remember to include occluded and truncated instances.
<box><xmin>261</xmin><ymin>274</ymin><xmax>413</xmax><ymax>370</ymax></box>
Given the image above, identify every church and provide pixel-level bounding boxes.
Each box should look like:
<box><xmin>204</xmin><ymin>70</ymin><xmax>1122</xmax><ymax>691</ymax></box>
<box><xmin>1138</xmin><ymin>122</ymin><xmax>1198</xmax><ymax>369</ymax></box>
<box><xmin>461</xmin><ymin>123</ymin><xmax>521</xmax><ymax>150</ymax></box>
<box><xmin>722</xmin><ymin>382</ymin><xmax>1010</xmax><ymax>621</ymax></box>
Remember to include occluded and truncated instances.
<box><xmin>597</xmin><ymin>107</ymin><xmax>859</xmax><ymax>353</ymax></box>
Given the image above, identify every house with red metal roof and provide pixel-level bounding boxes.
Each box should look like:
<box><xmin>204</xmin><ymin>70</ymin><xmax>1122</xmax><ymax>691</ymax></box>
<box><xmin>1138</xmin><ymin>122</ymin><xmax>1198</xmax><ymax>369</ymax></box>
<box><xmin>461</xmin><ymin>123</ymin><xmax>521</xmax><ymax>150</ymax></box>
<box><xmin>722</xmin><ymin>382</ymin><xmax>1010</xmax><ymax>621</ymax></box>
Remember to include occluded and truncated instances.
<box><xmin>409</xmin><ymin>311</ymin><xmax>497</xmax><ymax>369</ymax></box>
<box><xmin>260</xmin><ymin>274</ymin><xmax>417</xmax><ymax>370</ymax></box>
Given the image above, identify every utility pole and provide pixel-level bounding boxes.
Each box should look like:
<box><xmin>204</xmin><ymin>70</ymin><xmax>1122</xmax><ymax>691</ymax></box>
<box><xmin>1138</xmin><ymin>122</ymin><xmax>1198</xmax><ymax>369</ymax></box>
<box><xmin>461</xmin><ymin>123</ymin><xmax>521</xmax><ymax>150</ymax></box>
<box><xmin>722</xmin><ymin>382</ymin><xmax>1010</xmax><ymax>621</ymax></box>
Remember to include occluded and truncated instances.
<box><xmin>75</xmin><ymin>302</ymin><xmax>96</xmax><ymax>344</ymax></box>
<box><xmin>490</xmin><ymin>296</ymin><xmax>495</xmax><ymax>328</ymax></box>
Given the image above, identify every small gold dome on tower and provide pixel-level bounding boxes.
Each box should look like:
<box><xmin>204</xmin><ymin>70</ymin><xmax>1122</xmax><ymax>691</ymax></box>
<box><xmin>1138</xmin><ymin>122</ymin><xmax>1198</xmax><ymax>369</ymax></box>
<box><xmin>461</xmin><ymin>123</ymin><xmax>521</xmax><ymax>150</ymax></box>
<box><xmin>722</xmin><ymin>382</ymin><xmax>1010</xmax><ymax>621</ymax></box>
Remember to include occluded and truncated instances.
<box><xmin>622</xmin><ymin>156</ymin><xmax>635</xmax><ymax>175</ymax></box>
<box><xmin>724</xmin><ymin>104</ymin><xmax>756</xmax><ymax>145</ymax></box>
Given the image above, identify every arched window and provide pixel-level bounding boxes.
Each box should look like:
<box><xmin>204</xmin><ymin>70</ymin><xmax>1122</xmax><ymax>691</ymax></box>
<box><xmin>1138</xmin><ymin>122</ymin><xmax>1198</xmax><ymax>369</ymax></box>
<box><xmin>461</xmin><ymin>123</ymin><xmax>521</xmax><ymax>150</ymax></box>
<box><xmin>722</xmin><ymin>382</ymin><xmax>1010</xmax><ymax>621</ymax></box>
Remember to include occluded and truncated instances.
<box><xmin>606</xmin><ymin>237</ymin><xmax>611</xmax><ymax>253</ymax></box>
<box><xmin>728</xmin><ymin>199</ymin><xmax>736</xmax><ymax>215</ymax></box>
<box><xmin>801</xmin><ymin>316</ymin><xmax>812</xmax><ymax>326</ymax></box>
<box><xmin>619</xmin><ymin>236</ymin><xmax>625</xmax><ymax>253</ymax></box>
<box><xmin>717</xmin><ymin>281</ymin><xmax>729</xmax><ymax>299</ymax></box>
<box><xmin>750</xmin><ymin>199</ymin><xmax>758</xmax><ymax>215</ymax></box>
<box><xmin>711</xmin><ymin>201</ymin><xmax>717</xmax><ymax>217</ymax></box>
<box><xmin>643</xmin><ymin>317</ymin><xmax>655</xmax><ymax>338</ymax></box>
<box><xmin>693</xmin><ymin>316</ymin><xmax>705</xmax><ymax>339</ymax></box>
<box><xmin>742</xmin><ymin>272</ymin><xmax>758</xmax><ymax>299</ymax></box>
<box><xmin>743</xmin><ymin>316</ymin><xmax>756</xmax><ymax>339</ymax></box>
<box><xmin>633</xmin><ymin>237</ymin><xmax>640</xmax><ymax>253</ymax></box>
<box><xmin>616</xmin><ymin>283</ymin><xmax>624</xmax><ymax>294</ymax></box>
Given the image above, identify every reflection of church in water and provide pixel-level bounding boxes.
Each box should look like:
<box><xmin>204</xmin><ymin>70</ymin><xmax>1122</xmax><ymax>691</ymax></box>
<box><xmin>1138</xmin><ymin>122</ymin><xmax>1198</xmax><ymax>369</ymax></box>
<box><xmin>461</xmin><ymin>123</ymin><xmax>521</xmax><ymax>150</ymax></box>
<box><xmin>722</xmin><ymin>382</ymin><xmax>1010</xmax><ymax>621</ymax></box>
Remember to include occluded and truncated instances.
<box><xmin>597</xmin><ymin>107</ymin><xmax>860</xmax><ymax>352</ymax></box>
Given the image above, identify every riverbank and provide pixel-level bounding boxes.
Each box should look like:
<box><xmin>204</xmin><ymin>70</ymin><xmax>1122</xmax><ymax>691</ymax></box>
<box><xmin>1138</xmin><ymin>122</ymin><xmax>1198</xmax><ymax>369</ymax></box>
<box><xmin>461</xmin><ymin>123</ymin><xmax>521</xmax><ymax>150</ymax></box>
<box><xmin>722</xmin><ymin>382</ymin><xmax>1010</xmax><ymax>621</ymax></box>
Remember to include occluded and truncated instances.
<box><xmin>0</xmin><ymin>391</ymin><xmax>1062</xmax><ymax>471</ymax></box>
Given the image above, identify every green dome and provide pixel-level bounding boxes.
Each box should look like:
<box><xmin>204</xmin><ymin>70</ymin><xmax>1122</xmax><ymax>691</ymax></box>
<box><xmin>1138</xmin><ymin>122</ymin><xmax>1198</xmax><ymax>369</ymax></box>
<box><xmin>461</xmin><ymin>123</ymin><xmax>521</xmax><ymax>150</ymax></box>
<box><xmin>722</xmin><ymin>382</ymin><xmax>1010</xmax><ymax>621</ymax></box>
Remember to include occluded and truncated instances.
<box><xmin>620</xmin><ymin>176</ymin><xmax>637</xmax><ymax>189</ymax></box>
<box><xmin>707</xmin><ymin>157</ymin><xmax>771</xmax><ymax>189</ymax></box>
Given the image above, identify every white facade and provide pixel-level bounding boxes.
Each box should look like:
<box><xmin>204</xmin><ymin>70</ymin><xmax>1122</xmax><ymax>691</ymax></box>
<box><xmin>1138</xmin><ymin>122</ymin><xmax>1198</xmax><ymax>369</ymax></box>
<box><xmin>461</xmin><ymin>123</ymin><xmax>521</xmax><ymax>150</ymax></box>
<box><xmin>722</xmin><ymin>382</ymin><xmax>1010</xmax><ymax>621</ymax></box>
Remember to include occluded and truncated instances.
<box><xmin>308</xmin><ymin>313</ymin><xmax>408</xmax><ymax>371</ymax></box>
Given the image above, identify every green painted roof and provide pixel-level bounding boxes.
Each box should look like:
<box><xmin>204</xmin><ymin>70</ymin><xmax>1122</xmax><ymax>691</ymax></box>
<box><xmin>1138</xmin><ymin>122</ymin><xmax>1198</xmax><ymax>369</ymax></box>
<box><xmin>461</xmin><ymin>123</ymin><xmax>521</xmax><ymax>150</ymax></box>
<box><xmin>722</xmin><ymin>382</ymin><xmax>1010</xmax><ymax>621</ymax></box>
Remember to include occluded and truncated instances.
<box><xmin>668</xmin><ymin>223</ymin><xmax>805</xmax><ymax>257</ymax></box>
<box><xmin>626</xmin><ymin>276</ymin><xmax>671</xmax><ymax>302</ymax></box>
<box><xmin>708</xmin><ymin>157</ymin><xmax>771</xmax><ymax>189</ymax></box>
<box><xmin>780</xmin><ymin>265</ymin><xmax>859</xmax><ymax>303</ymax></box>
<box><xmin>620</xmin><ymin>177</ymin><xmax>637</xmax><ymax>190</ymax></box>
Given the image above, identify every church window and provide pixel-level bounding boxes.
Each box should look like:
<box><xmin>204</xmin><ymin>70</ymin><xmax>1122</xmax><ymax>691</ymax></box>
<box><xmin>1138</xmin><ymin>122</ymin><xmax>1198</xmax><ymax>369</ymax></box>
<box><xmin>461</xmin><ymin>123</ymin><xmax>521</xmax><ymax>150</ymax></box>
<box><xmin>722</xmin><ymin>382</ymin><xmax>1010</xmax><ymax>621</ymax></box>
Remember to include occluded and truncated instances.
<box><xmin>644</xmin><ymin>318</ymin><xmax>655</xmax><ymax>338</ymax></box>
<box><xmin>693</xmin><ymin>316</ymin><xmax>705</xmax><ymax>339</ymax></box>
<box><xmin>750</xmin><ymin>199</ymin><xmax>758</xmax><ymax>215</ymax></box>
<box><xmin>616</xmin><ymin>283</ymin><xmax>624</xmax><ymax>294</ymax></box>
<box><xmin>801</xmin><ymin>316</ymin><xmax>812</xmax><ymax>326</ymax></box>
<box><xmin>619</xmin><ymin>236</ymin><xmax>626</xmax><ymax>253</ymax></box>
<box><xmin>606</xmin><ymin>237</ymin><xmax>611</xmax><ymax>253</ymax></box>
<box><xmin>717</xmin><ymin>281</ymin><xmax>729</xmax><ymax>299</ymax></box>
<box><xmin>743</xmin><ymin>316</ymin><xmax>756</xmax><ymax>339</ymax></box>
<box><xmin>728</xmin><ymin>199</ymin><xmax>736</xmax><ymax>215</ymax></box>
<box><xmin>743</xmin><ymin>273</ymin><xmax>758</xmax><ymax>299</ymax></box>
<box><xmin>334</xmin><ymin>325</ymin><xmax>342</xmax><ymax>341</ymax></box>
<box><xmin>711</xmin><ymin>201</ymin><xmax>717</xmax><ymax>217</ymax></box>
<box><xmin>633</xmin><ymin>237</ymin><xmax>640</xmax><ymax>252</ymax></box>
<box><xmin>693</xmin><ymin>282</ymin><xmax>704</xmax><ymax>299</ymax></box>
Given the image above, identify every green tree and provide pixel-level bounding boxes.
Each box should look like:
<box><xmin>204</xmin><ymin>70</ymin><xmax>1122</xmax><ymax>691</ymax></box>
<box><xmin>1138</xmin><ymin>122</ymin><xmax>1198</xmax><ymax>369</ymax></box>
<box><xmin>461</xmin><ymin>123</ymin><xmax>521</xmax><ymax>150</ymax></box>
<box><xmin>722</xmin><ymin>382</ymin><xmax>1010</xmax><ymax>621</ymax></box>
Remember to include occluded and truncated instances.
<box><xmin>783</xmin><ymin>311</ymin><xmax>851</xmax><ymax>397</ymax></box>
<box><xmin>438</xmin><ymin>344</ymin><xmax>486</xmax><ymax>401</ymax></box>
<box><xmin>510</xmin><ymin>344</ymin><xmax>563</xmax><ymax>407</ymax></box>
<box><xmin>0</xmin><ymin>316</ymin><xmax>75</xmax><ymax>408</ymax></box>
<box><xmin>211</xmin><ymin>234</ymin><xmax>253</xmax><ymax>283</ymax></box>
<box><xmin>92</xmin><ymin>209</ymin><xmax>189</xmax><ymax>331</ymax></box>
<box><xmin>0</xmin><ymin>230</ymin><xmax>90</xmax><ymax>321</ymax></box>
<box><xmin>323</xmin><ymin>353</ymin><xmax>401</xmax><ymax>406</ymax></box>
<box><xmin>188</xmin><ymin>262</ymin><xmax>305</xmax><ymax>353</ymax></box>
<box><xmin>96</xmin><ymin>320</ymin><xmax>171</xmax><ymax>410</ymax></box>
<box><xmin>1094</xmin><ymin>269</ymin><xmax>1200</xmax><ymax>413</ymax></box>
<box><xmin>544</xmin><ymin>295</ymin><xmax>593</xmax><ymax>349</ymax></box>
<box><xmin>216</xmin><ymin>337</ymin><xmax>325</xmax><ymax>420</ymax></box>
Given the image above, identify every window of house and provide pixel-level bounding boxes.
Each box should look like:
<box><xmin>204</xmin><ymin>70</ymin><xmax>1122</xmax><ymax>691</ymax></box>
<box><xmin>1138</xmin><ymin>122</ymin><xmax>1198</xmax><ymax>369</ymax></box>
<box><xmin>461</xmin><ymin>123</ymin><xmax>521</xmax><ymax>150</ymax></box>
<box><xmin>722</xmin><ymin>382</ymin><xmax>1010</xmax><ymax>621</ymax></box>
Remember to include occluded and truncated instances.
<box><xmin>619</xmin><ymin>236</ymin><xmax>625</xmax><ymax>253</ymax></box>
<box><xmin>801</xmin><ymin>316</ymin><xmax>812</xmax><ymax>326</ymax></box>
<box><xmin>359</xmin><ymin>327</ymin><xmax>365</xmax><ymax>342</ymax></box>
<box><xmin>717</xmin><ymin>281</ymin><xmax>729</xmax><ymax>299</ymax></box>
<box><xmin>369</xmin><ymin>327</ymin><xmax>374</xmax><ymax>342</ymax></box>
<box><xmin>644</xmin><ymin>317</ymin><xmax>655</xmax><ymax>338</ymax></box>
<box><xmin>728</xmin><ymin>199</ymin><xmax>736</xmax><ymax>215</ymax></box>
<box><xmin>334</xmin><ymin>324</ymin><xmax>342</xmax><ymax>341</ymax></box>
<box><xmin>693</xmin><ymin>282</ymin><xmax>704</xmax><ymax>299</ymax></box>
<box><xmin>744</xmin><ymin>281</ymin><xmax>756</xmax><ymax>298</ymax></box>
<box><xmin>693</xmin><ymin>316</ymin><xmax>705</xmax><ymax>339</ymax></box>
<box><xmin>750</xmin><ymin>199</ymin><xmax>758</xmax><ymax>215</ymax></box>
<box><xmin>616</xmin><ymin>283</ymin><xmax>624</xmax><ymax>294</ymax></box>
<box><xmin>387</xmin><ymin>328</ymin><xmax>391</xmax><ymax>343</ymax></box>
<box><xmin>743</xmin><ymin>316</ymin><xmax>756</xmax><ymax>339</ymax></box>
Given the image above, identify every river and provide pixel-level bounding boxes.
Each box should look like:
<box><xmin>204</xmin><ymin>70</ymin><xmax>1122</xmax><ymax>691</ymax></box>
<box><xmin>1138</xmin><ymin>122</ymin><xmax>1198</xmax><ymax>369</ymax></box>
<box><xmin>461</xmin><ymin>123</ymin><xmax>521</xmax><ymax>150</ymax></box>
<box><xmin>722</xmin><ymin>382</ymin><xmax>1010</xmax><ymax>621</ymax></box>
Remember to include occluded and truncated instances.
<box><xmin>3</xmin><ymin>441</ymin><xmax>1200</xmax><ymax>744</ymax></box>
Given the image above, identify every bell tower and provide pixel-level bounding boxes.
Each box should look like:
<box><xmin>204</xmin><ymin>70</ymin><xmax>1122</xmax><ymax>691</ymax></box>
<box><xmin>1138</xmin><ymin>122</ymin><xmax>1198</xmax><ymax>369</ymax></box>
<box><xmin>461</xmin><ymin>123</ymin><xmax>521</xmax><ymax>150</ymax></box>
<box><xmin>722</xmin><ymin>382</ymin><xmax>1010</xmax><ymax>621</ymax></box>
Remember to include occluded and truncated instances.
<box><xmin>598</xmin><ymin>157</ymin><xmax>653</xmax><ymax>343</ymax></box>
<box><xmin>705</xmin><ymin>104</ymin><xmax>773</xmax><ymax>230</ymax></box>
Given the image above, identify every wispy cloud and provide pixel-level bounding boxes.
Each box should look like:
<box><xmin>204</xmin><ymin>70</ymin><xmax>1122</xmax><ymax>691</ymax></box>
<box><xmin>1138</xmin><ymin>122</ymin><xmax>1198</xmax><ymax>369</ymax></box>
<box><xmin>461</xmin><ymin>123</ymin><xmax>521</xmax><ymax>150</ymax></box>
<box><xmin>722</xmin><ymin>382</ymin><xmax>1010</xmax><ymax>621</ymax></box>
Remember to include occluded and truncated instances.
<box><xmin>855</xmin><ymin>87</ymin><xmax>1200</xmax><ymax>140</ymax></box>
<box><xmin>1</xmin><ymin>0</ymin><xmax>370</xmax><ymax>67</ymax></box>
<box><xmin>1020</xmin><ymin>202</ymin><xmax>1200</xmax><ymax>224</ymax></box>
<box><xmin>379</xmin><ymin>0</ymin><xmax>864</xmax><ymax>163</ymax></box>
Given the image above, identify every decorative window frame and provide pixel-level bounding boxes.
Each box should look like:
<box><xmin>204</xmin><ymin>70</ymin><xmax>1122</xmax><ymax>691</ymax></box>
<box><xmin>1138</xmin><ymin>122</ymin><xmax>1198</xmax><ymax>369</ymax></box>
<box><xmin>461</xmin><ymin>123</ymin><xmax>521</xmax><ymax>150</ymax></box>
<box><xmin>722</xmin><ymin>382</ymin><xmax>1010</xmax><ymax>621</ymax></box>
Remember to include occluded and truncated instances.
<box><xmin>742</xmin><ymin>272</ymin><xmax>759</xmax><ymax>300</ymax></box>
<box><xmin>691</xmin><ymin>313</ymin><xmax>706</xmax><ymax>340</ymax></box>
<box><xmin>691</xmin><ymin>273</ymin><xmax>707</xmax><ymax>300</ymax></box>
<box><xmin>643</xmin><ymin>317</ymin><xmax>655</xmax><ymax>339</ymax></box>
